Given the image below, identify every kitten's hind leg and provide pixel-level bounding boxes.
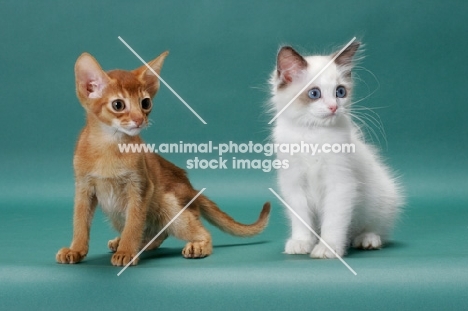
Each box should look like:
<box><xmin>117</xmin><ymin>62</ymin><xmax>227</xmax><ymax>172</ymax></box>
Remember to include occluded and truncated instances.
<box><xmin>169</xmin><ymin>213</ymin><xmax>213</xmax><ymax>259</ymax></box>
<box><xmin>181</xmin><ymin>224</ymin><xmax>212</xmax><ymax>259</ymax></box>
<box><xmin>142</xmin><ymin>232</ymin><xmax>168</xmax><ymax>251</ymax></box>
<box><xmin>182</xmin><ymin>238</ymin><xmax>212</xmax><ymax>258</ymax></box>
<box><xmin>108</xmin><ymin>237</ymin><xmax>120</xmax><ymax>252</ymax></box>
<box><xmin>109</xmin><ymin>232</ymin><xmax>168</xmax><ymax>253</ymax></box>
<box><xmin>352</xmin><ymin>232</ymin><xmax>382</xmax><ymax>250</ymax></box>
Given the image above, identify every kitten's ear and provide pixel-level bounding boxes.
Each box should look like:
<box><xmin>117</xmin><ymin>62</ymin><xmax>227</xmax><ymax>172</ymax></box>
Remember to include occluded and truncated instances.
<box><xmin>134</xmin><ymin>51</ymin><xmax>169</xmax><ymax>97</ymax></box>
<box><xmin>75</xmin><ymin>53</ymin><xmax>110</xmax><ymax>99</ymax></box>
<box><xmin>276</xmin><ymin>46</ymin><xmax>308</xmax><ymax>85</ymax></box>
<box><xmin>334</xmin><ymin>41</ymin><xmax>361</xmax><ymax>66</ymax></box>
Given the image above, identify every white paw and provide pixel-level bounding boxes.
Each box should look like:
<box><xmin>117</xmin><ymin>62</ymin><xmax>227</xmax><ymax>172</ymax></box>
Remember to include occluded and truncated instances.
<box><xmin>310</xmin><ymin>242</ymin><xmax>344</xmax><ymax>259</ymax></box>
<box><xmin>284</xmin><ymin>239</ymin><xmax>315</xmax><ymax>254</ymax></box>
<box><xmin>352</xmin><ymin>232</ymin><xmax>382</xmax><ymax>249</ymax></box>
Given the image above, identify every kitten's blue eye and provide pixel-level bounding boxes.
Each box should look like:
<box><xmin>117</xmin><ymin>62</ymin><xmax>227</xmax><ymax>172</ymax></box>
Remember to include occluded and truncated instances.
<box><xmin>336</xmin><ymin>86</ymin><xmax>347</xmax><ymax>98</ymax></box>
<box><xmin>308</xmin><ymin>88</ymin><xmax>321</xmax><ymax>99</ymax></box>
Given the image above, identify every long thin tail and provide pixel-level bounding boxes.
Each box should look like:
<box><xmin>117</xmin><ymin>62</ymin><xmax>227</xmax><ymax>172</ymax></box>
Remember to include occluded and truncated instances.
<box><xmin>196</xmin><ymin>195</ymin><xmax>271</xmax><ymax>237</ymax></box>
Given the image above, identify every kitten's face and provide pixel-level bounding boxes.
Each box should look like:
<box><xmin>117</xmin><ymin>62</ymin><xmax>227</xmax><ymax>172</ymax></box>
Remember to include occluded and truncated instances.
<box><xmin>88</xmin><ymin>70</ymin><xmax>154</xmax><ymax>136</ymax></box>
<box><xmin>271</xmin><ymin>42</ymin><xmax>359</xmax><ymax>127</ymax></box>
<box><xmin>74</xmin><ymin>52</ymin><xmax>168</xmax><ymax>137</ymax></box>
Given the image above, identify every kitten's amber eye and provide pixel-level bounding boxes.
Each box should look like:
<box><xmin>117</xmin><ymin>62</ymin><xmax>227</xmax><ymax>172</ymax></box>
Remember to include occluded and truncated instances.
<box><xmin>308</xmin><ymin>88</ymin><xmax>321</xmax><ymax>99</ymax></box>
<box><xmin>336</xmin><ymin>86</ymin><xmax>347</xmax><ymax>98</ymax></box>
<box><xmin>141</xmin><ymin>98</ymin><xmax>152</xmax><ymax>110</ymax></box>
<box><xmin>111</xmin><ymin>99</ymin><xmax>126</xmax><ymax>112</ymax></box>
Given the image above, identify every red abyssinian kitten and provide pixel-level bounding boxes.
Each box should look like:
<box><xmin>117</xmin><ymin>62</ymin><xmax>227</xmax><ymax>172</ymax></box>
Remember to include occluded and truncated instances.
<box><xmin>56</xmin><ymin>51</ymin><xmax>271</xmax><ymax>266</ymax></box>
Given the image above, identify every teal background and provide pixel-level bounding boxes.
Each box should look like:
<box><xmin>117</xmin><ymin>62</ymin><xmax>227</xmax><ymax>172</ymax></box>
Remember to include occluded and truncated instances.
<box><xmin>1</xmin><ymin>0</ymin><xmax>467</xmax><ymax>310</ymax></box>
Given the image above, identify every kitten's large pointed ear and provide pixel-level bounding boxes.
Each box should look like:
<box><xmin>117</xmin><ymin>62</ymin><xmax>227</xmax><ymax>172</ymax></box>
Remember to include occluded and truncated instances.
<box><xmin>75</xmin><ymin>53</ymin><xmax>110</xmax><ymax>99</ymax></box>
<box><xmin>134</xmin><ymin>51</ymin><xmax>169</xmax><ymax>97</ymax></box>
<box><xmin>276</xmin><ymin>46</ymin><xmax>308</xmax><ymax>85</ymax></box>
<box><xmin>334</xmin><ymin>41</ymin><xmax>361</xmax><ymax>67</ymax></box>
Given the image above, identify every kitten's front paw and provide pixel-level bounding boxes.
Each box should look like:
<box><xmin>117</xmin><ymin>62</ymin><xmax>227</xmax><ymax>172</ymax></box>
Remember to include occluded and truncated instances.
<box><xmin>111</xmin><ymin>251</ymin><xmax>138</xmax><ymax>266</ymax></box>
<box><xmin>310</xmin><ymin>242</ymin><xmax>344</xmax><ymax>259</ymax></box>
<box><xmin>182</xmin><ymin>241</ymin><xmax>212</xmax><ymax>258</ymax></box>
<box><xmin>284</xmin><ymin>239</ymin><xmax>315</xmax><ymax>254</ymax></box>
<box><xmin>352</xmin><ymin>232</ymin><xmax>382</xmax><ymax>250</ymax></box>
<box><xmin>56</xmin><ymin>247</ymin><xmax>87</xmax><ymax>264</ymax></box>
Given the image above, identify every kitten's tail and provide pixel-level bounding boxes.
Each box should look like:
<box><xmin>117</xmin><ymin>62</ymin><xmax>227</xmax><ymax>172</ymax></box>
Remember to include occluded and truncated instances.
<box><xmin>196</xmin><ymin>195</ymin><xmax>271</xmax><ymax>237</ymax></box>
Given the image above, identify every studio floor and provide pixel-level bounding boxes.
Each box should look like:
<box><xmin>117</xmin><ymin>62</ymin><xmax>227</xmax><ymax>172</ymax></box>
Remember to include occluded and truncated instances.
<box><xmin>1</xmin><ymin>194</ymin><xmax>467</xmax><ymax>310</ymax></box>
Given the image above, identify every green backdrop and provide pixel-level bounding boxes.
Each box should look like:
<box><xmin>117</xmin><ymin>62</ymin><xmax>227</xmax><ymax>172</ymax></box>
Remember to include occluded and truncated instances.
<box><xmin>1</xmin><ymin>1</ymin><xmax>467</xmax><ymax>310</ymax></box>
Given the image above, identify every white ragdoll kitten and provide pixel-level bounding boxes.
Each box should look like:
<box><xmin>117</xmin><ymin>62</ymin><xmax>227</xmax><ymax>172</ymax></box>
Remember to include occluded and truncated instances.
<box><xmin>270</xmin><ymin>41</ymin><xmax>403</xmax><ymax>258</ymax></box>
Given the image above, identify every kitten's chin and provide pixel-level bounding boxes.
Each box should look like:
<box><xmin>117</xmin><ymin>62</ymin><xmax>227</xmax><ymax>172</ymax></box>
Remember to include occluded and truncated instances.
<box><xmin>323</xmin><ymin>114</ymin><xmax>339</xmax><ymax>124</ymax></box>
<box><xmin>119</xmin><ymin>127</ymin><xmax>142</xmax><ymax>136</ymax></box>
<box><xmin>302</xmin><ymin>113</ymin><xmax>339</xmax><ymax>127</ymax></box>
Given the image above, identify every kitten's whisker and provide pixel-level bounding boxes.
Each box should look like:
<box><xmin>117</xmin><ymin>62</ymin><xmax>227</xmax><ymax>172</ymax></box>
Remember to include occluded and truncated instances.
<box><xmin>348</xmin><ymin>112</ymin><xmax>380</xmax><ymax>146</ymax></box>
<box><xmin>352</xmin><ymin>110</ymin><xmax>388</xmax><ymax>149</ymax></box>
<box><xmin>344</xmin><ymin>109</ymin><xmax>372</xmax><ymax>143</ymax></box>
<box><xmin>354</xmin><ymin>66</ymin><xmax>381</xmax><ymax>91</ymax></box>
<box><xmin>352</xmin><ymin>94</ymin><xmax>372</xmax><ymax>105</ymax></box>
<box><xmin>350</xmin><ymin>66</ymin><xmax>380</xmax><ymax>107</ymax></box>
<box><xmin>350</xmin><ymin>112</ymin><xmax>382</xmax><ymax>146</ymax></box>
<box><xmin>351</xmin><ymin>106</ymin><xmax>390</xmax><ymax>143</ymax></box>
<box><xmin>352</xmin><ymin>105</ymin><xmax>390</xmax><ymax>111</ymax></box>
<box><xmin>360</xmin><ymin>110</ymin><xmax>387</xmax><ymax>142</ymax></box>
<box><xmin>146</xmin><ymin>119</ymin><xmax>154</xmax><ymax>128</ymax></box>
<box><xmin>353</xmin><ymin>106</ymin><xmax>388</xmax><ymax>139</ymax></box>
<box><xmin>351</xmin><ymin>85</ymin><xmax>379</xmax><ymax>106</ymax></box>
<box><xmin>353</xmin><ymin>110</ymin><xmax>383</xmax><ymax>132</ymax></box>
<box><xmin>351</xmin><ymin>112</ymin><xmax>379</xmax><ymax>140</ymax></box>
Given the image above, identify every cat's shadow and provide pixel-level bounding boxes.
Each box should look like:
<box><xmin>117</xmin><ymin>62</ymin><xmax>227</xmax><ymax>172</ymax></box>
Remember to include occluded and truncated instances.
<box><xmin>381</xmin><ymin>241</ymin><xmax>407</xmax><ymax>249</ymax></box>
<box><xmin>347</xmin><ymin>241</ymin><xmax>408</xmax><ymax>256</ymax></box>
<box><xmin>141</xmin><ymin>240</ymin><xmax>269</xmax><ymax>261</ymax></box>
<box><xmin>80</xmin><ymin>240</ymin><xmax>405</xmax><ymax>265</ymax></box>
<box><xmin>84</xmin><ymin>240</ymin><xmax>269</xmax><ymax>265</ymax></box>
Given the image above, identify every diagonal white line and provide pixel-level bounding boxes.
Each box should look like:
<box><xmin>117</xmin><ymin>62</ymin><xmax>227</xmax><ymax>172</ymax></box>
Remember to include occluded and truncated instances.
<box><xmin>118</xmin><ymin>36</ymin><xmax>207</xmax><ymax>125</ymax></box>
<box><xmin>268</xmin><ymin>37</ymin><xmax>356</xmax><ymax>124</ymax></box>
<box><xmin>268</xmin><ymin>188</ymin><xmax>357</xmax><ymax>276</ymax></box>
<box><xmin>117</xmin><ymin>188</ymin><xmax>206</xmax><ymax>276</ymax></box>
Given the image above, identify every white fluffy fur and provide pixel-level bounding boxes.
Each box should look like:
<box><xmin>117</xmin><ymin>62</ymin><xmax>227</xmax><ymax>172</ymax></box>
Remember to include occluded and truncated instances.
<box><xmin>270</xmin><ymin>45</ymin><xmax>403</xmax><ymax>258</ymax></box>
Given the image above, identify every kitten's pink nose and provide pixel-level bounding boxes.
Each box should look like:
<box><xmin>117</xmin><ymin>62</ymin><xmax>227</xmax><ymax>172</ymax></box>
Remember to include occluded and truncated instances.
<box><xmin>133</xmin><ymin>117</ymin><xmax>144</xmax><ymax>127</ymax></box>
<box><xmin>329</xmin><ymin>105</ymin><xmax>337</xmax><ymax>113</ymax></box>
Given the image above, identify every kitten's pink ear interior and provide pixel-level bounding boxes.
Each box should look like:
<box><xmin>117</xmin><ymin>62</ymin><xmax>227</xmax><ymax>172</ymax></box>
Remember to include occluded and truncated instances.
<box><xmin>277</xmin><ymin>46</ymin><xmax>308</xmax><ymax>84</ymax></box>
<box><xmin>134</xmin><ymin>51</ymin><xmax>169</xmax><ymax>97</ymax></box>
<box><xmin>75</xmin><ymin>53</ymin><xmax>109</xmax><ymax>99</ymax></box>
<box><xmin>334</xmin><ymin>41</ymin><xmax>360</xmax><ymax>66</ymax></box>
